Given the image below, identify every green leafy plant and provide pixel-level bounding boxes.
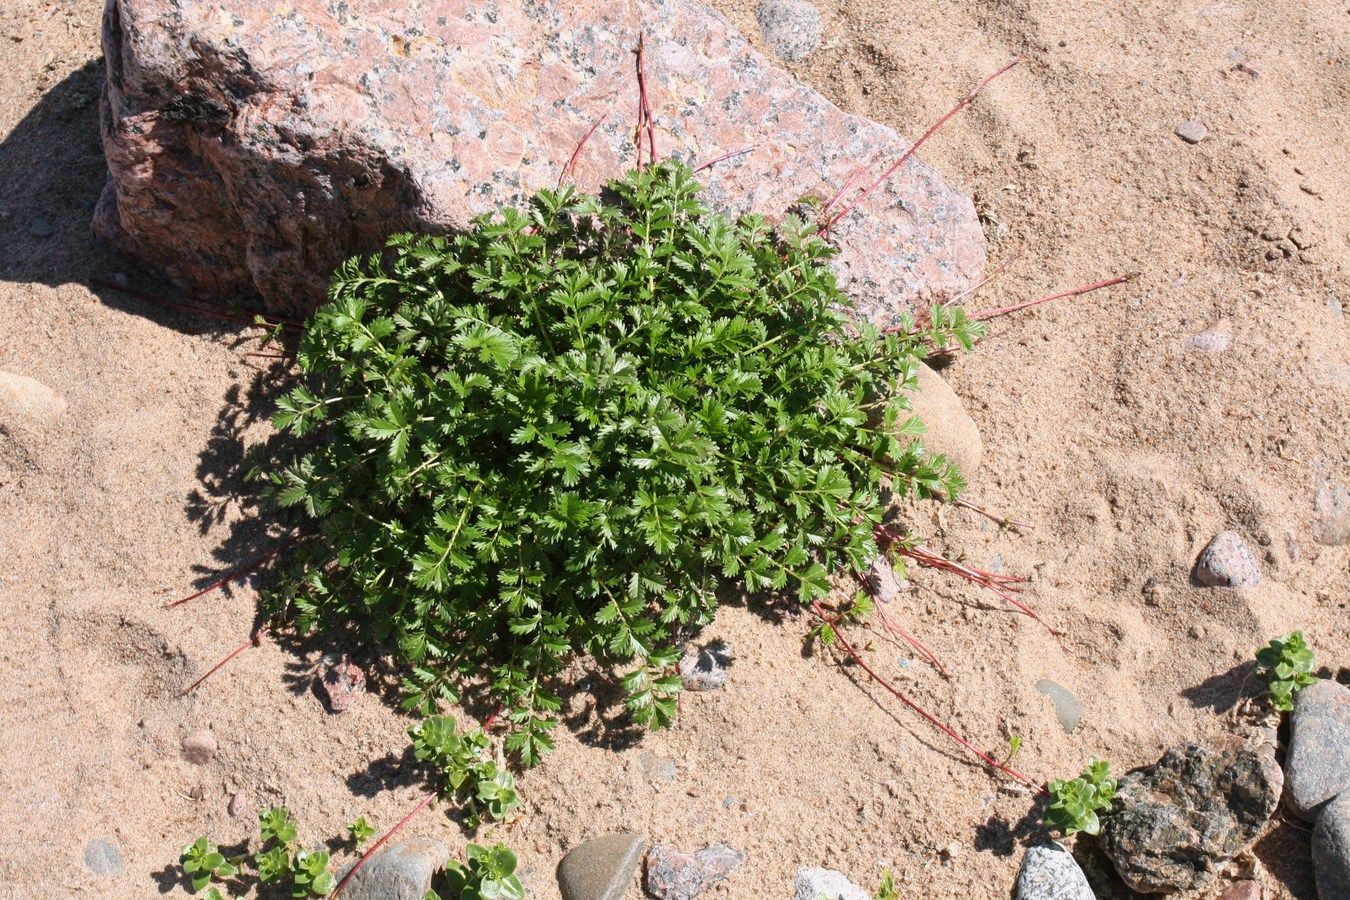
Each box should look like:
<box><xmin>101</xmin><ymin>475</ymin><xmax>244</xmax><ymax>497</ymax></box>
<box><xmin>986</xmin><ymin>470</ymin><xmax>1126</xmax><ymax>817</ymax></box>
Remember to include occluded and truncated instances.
<box><xmin>180</xmin><ymin>837</ymin><xmax>239</xmax><ymax>893</ymax></box>
<box><xmin>874</xmin><ymin>871</ymin><xmax>900</xmax><ymax>900</ymax></box>
<box><xmin>1044</xmin><ymin>758</ymin><xmax>1118</xmax><ymax>837</ymax></box>
<box><xmin>348</xmin><ymin>816</ymin><xmax>376</xmax><ymax>846</ymax></box>
<box><xmin>431</xmin><ymin>843</ymin><xmax>526</xmax><ymax>900</ymax></box>
<box><xmin>1254</xmin><ymin>631</ymin><xmax>1318</xmax><ymax>711</ymax></box>
<box><xmin>261</xmin><ymin>161</ymin><xmax>977</xmax><ymax>764</ymax></box>
<box><xmin>410</xmin><ymin>715</ymin><xmax>521</xmax><ymax>826</ymax></box>
<box><xmin>181</xmin><ymin>806</ymin><xmax>336</xmax><ymax>897</ymax></box>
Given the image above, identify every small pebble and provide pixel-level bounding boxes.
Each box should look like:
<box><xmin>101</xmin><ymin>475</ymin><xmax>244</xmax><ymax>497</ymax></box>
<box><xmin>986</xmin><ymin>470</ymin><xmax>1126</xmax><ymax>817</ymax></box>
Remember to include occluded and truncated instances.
<box><xmin>1194</xmin><ymin>530</ymin><xmax>1261</xmax><ymax>587</ymax></box>
<box><xmin>639</xmin><ymin>750</ymin><xmax>678</xmax><ymax>784</ymax></box>
<box><xmin>865</xmin><ymin>555</ymin><xmax>905</xmax><ymax>602</ymax></box>
<box><xmin>83</xmin><ymin>838</ymin><xmax>124</xmax><ymax>879</ymax></box>
<box><xmin>558</xmin><ymin>833</ymin><xmax>648</xmax><ymax>900</ymax></box>
<box><xmin>1035</xmin><ymin>679</ymin><xmax>1083</xmax><ymax>733</ymax></box>
<box><xmin>228</xmin><ymin>788</ymin><xmax>248</xmax><ymax>818</ymax></box>
<box><xmin>1015</xmin><ymin>842</ymin><xmax>1094</xmax><ymax>900</ymax></box>
<box><xmin>319</xmin><ymin>658</ymin><xmax>366</xmax><ymax>712</ymax></box>
<box><xmin>181</xmin><ymin>728</ymin><xmax>218</xmax><ymax>765</ymax></box>
<box><xmin>755</xmin><ymin>0</ymin><xmax>823</xmax><ymax>63</ymax></box>
<box><xmin>644</xmin><ymin>842</ymin><xmax>744</xmax><ymax>899</ymax></box>
<box><xmin>1312</xmin><ymin>481</ymin><xmax>1350</xmax><ymax>547</ymax></box>
<box><xmin>793</xmin><ymin>867</ymin><xmax>869</xmax><ymax>900</ymax></box>
<box><xmin>1183</xmin><ymin>328</ymin><xmax>1230</xmax><ymax>352</ymax></box>
<box><xmin>1175</xmin><ymin>119</ymin><xmax>1209</xmax><ymax>143</ymax></box>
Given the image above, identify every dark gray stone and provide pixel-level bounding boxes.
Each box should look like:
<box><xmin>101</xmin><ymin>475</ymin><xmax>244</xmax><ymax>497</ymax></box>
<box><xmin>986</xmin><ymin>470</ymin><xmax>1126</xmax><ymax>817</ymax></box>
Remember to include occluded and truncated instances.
<box><xmin>1099</xmin><ymin>739</ymin><xmax>1282</xmax><ymax>893</ymax></box>
<box><xmin>557</xmin><ymin>832</ymin><xmax>647</xmax><ymax>900</ymax></box>
<box><xmin>29</xmin><ymin>217</ymin><xmax>54</xmax><ymax>239</ymax></box>
<box><xmin>1014</xmin><ymin>843</ymin><xmax>1095</xmax><ymax>900</ymax></box>
<box><xmin>755</xmin><ymin>0</ymin><xmax>823</xmax><ymax>63</ymax></box>
<box><xmin>1035</xmin><ymin>679</ymin><xmax>1083</xmax><ymax>734</ymax></box>
<box><xmin>336</xmin><ymin>837</ymin><xmax>449</xmax><ymax>900</ymax></box>
<box><xmin>83</xmin><ymin>838</ymin><xmax>124</xmax><ymax>878</ymax></box>
<box><xmin>1194</xmin><ymin>531</ymin><xmax>1261</xmax><ymax>588</ymax></box>
<box><xmin>678</xmin><ymin>641</ymin><xmax>732</xmax><ymax>692</ymax></box>
<box><xmin>1287</xmin><ymin>680</ymin><xmax>1350</xmax><ymax>822</ymax></box>
<box><xmin>643</xmin><ymin>842</ymin><xmax>744</xmax><ymax>899</ymax></box>
<box><xmin>1313</xmin><ymin>791</ymin><xmax>1350</xmax><ymax>900</ymax></box>
<box><xmin>792</xmin><ymin>867</ymin><xmax>869</xmax><ymax>900</ymax></box>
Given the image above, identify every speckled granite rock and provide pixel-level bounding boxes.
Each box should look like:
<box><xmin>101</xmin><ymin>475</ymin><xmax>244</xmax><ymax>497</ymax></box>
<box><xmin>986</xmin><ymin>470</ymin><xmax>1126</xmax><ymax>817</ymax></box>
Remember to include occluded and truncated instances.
<box><xmin>1313</xmin><ymin>791</ymin><xmax>1350</xmax><ymax>900</ymax></box>
<box><xmin>96</xmin><ymin>0</ymin><xmax>985</xmax><ymax>316</ymax></box>
<box><xmin>1014</xmin><ymin>843</ymin><xmax>1095</xmax><ymax>900</ymax></box>
<box><xmin>1099</xmin><ymin>738</ymin><xmax>1282</xmax><ymax>894</ymax></box>
<box><xmin>335</xmin><ymin>837</ymin><xmax>449</xmax><ymax>900</ymax></box>
<box><xmin>1286</xmin><ymin>679</ymin><xmax>1350</xmax><ymax>822</ymax></box>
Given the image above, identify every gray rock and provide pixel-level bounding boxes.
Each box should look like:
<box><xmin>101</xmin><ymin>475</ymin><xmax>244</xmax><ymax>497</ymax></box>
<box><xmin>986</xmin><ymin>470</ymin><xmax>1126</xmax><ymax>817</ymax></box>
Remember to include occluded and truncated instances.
<box><xmin>1175</xmin><ymin>120</ymin><xmax>1209</xmax><ymax>143</ymax></box>
<box><xmin>755</xmin><ymin>0</ymin><xmax>823</xmax><ymax>63</ymax></box>
<box><xmin>1194</xmin><ymin>531</ymin><xmax>1261</xmax><ymax>588</ymax></box>
<box><xmin>29</xmin><ymin>217</ymin><xmax>54</xmax><ymax>239</ymax></box>
<box><xmin>336</xmin><ymin>837</ymin><xmax>449</xmax><ymax>900</ymax></box>
<box><xmin>1099</xmin><ymin>738</ymin><xmax>1282</xmax><ymax>893</ymax></box>
<box><xmin>865</xmin><ymin>555</ymin><xmax>905</xmax><ymax>603</ymax></box>
<box><xmin>1312</xmin><ymin>481</ymin><xmax>1350</xmax><ymax>546</ymax></box>
<box><xmin>227</xmin><ymin>788</ymin><xmax>248</xmax><ymax>818</ymax></box>
<box><xmin>557</xmin><ymin>832</ymin><xmax>647</xmax><ymax>900</ymax></box>
<box><xmin>83</xmin><ymin>838</ymin><xmax>124</xmax><ymax>878</ymax></box>
<box><xmin>1183</xmin><ymin>328</ymin><xmax>1230</xmax><ymax>352</ymax></box>
<box><xmin>643</xmin><ymin>842</ymin><xmax>744</xmax><ymax>899</ymax></box>
<box><xmin>1313</xmin><ymin>791</ymin><xmax>1350</xmax><ymax>900</ymax></box>
<box><xmin>639</xmin><ymin>751</ymin><xmax>678</xmax><ymax>783</ymax></box>
<box><xmin>1014</xmin><ymin>842</ymin><xmax>1094</xmax><ymax>900</ymax></box>
<box><xmin>1286</xmin><ymin>680</ymin><xmax>1350</xmax><ymax>822</ymax></box>
<box><xmin>180</xmin><ymin>728</ymin><xmax>218</xmax><ymax>765</ymax></box>
<box><xmin>1035</xmin><ymin>679</ymin><xmax>1083</xmax><ymax>734</ymax></box>
<box><xmin>792</xmin><ymin>867</ymin><xmax>870</xmax><ymax>900</ymax></box>
<box><xmin>678</xmin><ymin>641</ymin><xmax>732</xmax><ymax>692</ymax></box>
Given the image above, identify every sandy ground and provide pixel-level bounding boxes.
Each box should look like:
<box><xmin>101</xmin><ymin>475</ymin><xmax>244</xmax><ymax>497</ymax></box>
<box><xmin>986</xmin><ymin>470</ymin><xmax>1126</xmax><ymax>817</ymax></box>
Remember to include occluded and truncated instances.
<box><xmin>1</xmin><ymin>0</ymin><xmax>1347</xmax><ymax>898</ymax></box>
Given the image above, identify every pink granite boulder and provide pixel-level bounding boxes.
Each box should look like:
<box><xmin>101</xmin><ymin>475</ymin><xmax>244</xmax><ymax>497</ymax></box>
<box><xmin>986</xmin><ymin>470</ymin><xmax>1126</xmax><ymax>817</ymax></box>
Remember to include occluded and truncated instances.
<box><xmin>95</xmin><ymin>0</ymin><xmax>986</xmax><ymax>319</ymax></box>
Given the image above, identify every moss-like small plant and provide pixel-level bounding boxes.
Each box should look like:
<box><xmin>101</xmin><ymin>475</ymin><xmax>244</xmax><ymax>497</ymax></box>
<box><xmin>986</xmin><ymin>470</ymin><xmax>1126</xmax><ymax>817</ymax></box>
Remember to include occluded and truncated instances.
<box><xmin>874</xmin><ymin>872</ymin><xmax>900</xmax><ymax>900</ymax></box>
<box><xmin>1044</xmin><ymin>759</ymin><xmax>1117</xmax><ymax>837</ymax></box>
<box><xmin>1254</xmin><ymin>631</ymin><xmax>1317</xmax><ymax>711</ymax></box>
<box><xmin>433</xmin><ymin>843</ymin><xmax>525</xmax><ymax>900</ymax></box>
<box><xmin>348</xmin><ymin>816</ymin><xmax>376</xmax><ymax>846</ymax></box>
<box><xmin>410</xmin><ymin>715</ymin><xmax>521</xmax><ymax>826</ymax></box>
<box><xmin>263</xmin><ymin>159</ymin><xmax>978</xmax><ymax>763</ymax></box>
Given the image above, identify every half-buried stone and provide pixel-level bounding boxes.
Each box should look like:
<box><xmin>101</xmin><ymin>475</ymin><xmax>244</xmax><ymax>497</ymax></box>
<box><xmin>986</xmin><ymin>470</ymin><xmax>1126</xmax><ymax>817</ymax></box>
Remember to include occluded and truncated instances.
<box><xmin>97</xmin><ymin>0</ymin><xmax>985</xmax><ymax>318</ymax></box>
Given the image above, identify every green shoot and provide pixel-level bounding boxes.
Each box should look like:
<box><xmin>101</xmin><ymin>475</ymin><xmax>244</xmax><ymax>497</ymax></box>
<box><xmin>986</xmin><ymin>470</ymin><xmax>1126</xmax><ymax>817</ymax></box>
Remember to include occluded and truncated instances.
<box><xmin>1044</xmin><ymin>758</ymin><xmax>1117</xmax><ymax>837</ymax></box>
<box><xmin>348</xmin><ymin>816</ymin><xmax>376</xmax><ymax>846</ymax></box>
<box><xmin>1254</xmin><ymin>631</ymin><xmax>1317</xmax><ymax>711</ymax></box>
<box><xmin>180</xmin><ymin>837</ymin><xmax>238</xmax><ymax>893</ymax></box>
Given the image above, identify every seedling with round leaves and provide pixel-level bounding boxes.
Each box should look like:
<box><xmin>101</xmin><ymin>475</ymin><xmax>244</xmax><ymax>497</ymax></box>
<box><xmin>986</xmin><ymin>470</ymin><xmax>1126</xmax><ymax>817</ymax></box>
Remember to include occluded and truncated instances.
<box><xmin>180</xmin><ymin>837</ymin><xmax>239</xmax><ymax>894</ymax></box>
<box><xmin>409</xmin><ymin>715</ymin><xmax>521</xmax><ymax>826</ymax></box>
<box><xmin>1254</xmin><ymin>631</ymin><xmax>1317</xmax><ymax>712</ymax></box>
<box><xmin>1044</xmin><ymin>758</ymin><xmax>1118</xmax><ymax>837</ymax></box>
<box><xmin>435</xmin><ymin>843</ymin><xmax>526</xmax><ymax>900</ymax></box>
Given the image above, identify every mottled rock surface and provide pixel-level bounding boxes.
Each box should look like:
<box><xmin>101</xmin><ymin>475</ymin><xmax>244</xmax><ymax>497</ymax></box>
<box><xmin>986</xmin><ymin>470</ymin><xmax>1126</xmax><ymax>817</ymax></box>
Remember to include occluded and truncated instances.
<box><xmin>906</xmin><ymin>362</ymin><xmax>983</xmax><ymax>474</ymax></box>
<box><xmin>1313</xmin><ymin>480</ymin><xmax>1350</xmax><ymax>546</ymax></box>
<box><xmin>82</xmin><ymin>838</ymin><xmax>125</xmax><ymax>879</ymax></box>
<box><xmin>1286</xmin><ymin>679</ymin><xmax>1350</xmax><ymax>822</ymax></box>
<box><xmin>557</xmin><ymin>832</ymin><xmax>647</xmax><ymax>900</ymax></box>
<box><xmin>319</xmin><ymin>658</ymin><xmax>366</xmax><ymax>712</ymax></box>
<box><xmin>1014</xmin><ymin>843</ymin><xmax>1095</xmax><ymax>900</ymax></box>
<box><xmin>1194</xmin><ymin>530</ymin><xmax>1261</xmax><ymax>587</ymax></box>
<box><xmin>1099</xmin><ymin>739</ymin><xmax>1282</xmax><ymax>893</ymax></box>
<box><xmin>1313</xmin><ymin>791</ymin><xmax>1350</xmax><ymax>900</ymax></box>
<box><xmin>180</xmin><ymin>728</ymin><xmax>218</xmax><ymax>765</ymax></box>
<box><xmin>792</xmin><ymin>867</ymin><xmax>870</xmax><ymax>900</ymax></box>
<box><xmin>335</xmin><ymin>837</ymin><xmax>449</xmax><ymax>900</ymax></box>
<box><xmin>1215</xmin><ymin>881</ymin><xmax>1262</xmax><ymax>900</ymax></box>
<box><xmin>755</xmin><ymin>0</ymin><xmax>823</xmax><ymax>63</ymax></box>
<box><xmin>643</xmin><ymin>842</ymin><xmax>744</xmax><ymax>899</ymax></box>
<box><xmin>97</xmin><ymin>0</ymin><xmax>985</xmax><ymax>318</ymax></box>
<box><xmin>678</xmin><ymin>641</ymin><xmax>732</xmax><ymax>692</ymax></box>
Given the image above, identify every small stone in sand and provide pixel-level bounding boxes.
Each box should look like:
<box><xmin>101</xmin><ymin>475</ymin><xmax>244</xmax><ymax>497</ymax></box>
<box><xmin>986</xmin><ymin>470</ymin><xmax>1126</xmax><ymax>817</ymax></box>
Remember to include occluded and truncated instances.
<box><xmin>557</xmin><ymin>833</ymin><xmax>647</xmax><ymax>900</ymax></box>
<box><xmin>319</xmin><ymin>658</ymin><xmax>366</xmax><ymax>712</ymax></box>
<box><xmin>755</xmin><ymin>0</ymin><xmax>823</xmax><ymax>63</ymax></box>
<box><xmin>181</xmin><ymin>728</ymin><xmax>218</xmax><ymax>765</ymax></box>
<box><xmin>83</xmin><ymin>838</ymin><xmax>124</xmax><ymax>878</ymax></box>
<box><xmin>1175</xmin><ymin>120</ymin><xmax>1209</xmax><ymax>143</ymax></box>
<box><xmin>1183</xmin><ymin>328</ymin><xmax>1230</xmax><ymax>352</ymax></box>
<box><xmin>1035</xmin><ymin>679</ymin><xmax>1083</xmax><ymax>733</ymax></box>
<box><xmin>228</xmin><ymin>789</ymin><xmax>248</xmax><ymax>818</ymax></box>
<box><xmin>793</xmin><ymin>867</ymin><xmax>870</xmax><ymax>900</ymax></box>
<box><xmin>1194</xmin><ymin>531</ymin><xmax>1260</xmax><ymax>587</ymax></box>
<box><xmin>1312</xmin><ymin>481</ymin><xmax>1350</xmax><ymax>546</ymax></box>
<box><xmin>1015</xmin><ymin>842</ymin><xmax>1094</xmax><ymax>900</ymax></box>
<box><xmin>678</xmin><ymin>640</ymin><xmax>732</xmax><ymax>691</ymax></box>
<box><xmin>644</xmin><ymin>842</ymin><xmax>745</xmax><ymax>899</ymax></box>
<box><xmin>639</xmin><ymin>750</ymin><xmax>678</xmax><ymax>784</ymax></box>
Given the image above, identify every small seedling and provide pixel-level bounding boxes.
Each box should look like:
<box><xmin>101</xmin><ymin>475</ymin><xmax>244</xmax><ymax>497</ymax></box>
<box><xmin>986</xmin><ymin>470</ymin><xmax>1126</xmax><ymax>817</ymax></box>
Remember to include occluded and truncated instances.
<box><xmin>181</xmin><ymin>837</ymin><xmax>239</xmax><ymax>893</ymax></box>
<box><xmin>1044</xmin><ymin>758</ymin><xmax>1117</xmax><ymax>837</ymax></box>
<box><xmin>1005</xmin><ymin>734</ymin><xmax>1023</xmax><ymax>763</ymax></box>
<box><xmin>410</xmin><ymin>715</ymin><xmax>522</xmax><ymax>826</ymax></box>
<box><xmin>1254</xmin><ymin>631</ymin><xmax>1317</xmax><ymax>711</ymax></box>
<box><xmin>874</xmin><ymin>871</ymin><xmax>900</xmax><ymax>900</ymax></box>
<box><xmin>435</xmin><ymin>843</ymin><xmax>526</xmax><ymax>900</ymax></box>
<box><xmin>292</xmin><ymin>849</ymin><xmax>336</xmax><ymax>898</ymax></box>
<box><xmin>348</xmin><ymin>816</ymin><xmax>376</xmax><ymax>846</ymax></box>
